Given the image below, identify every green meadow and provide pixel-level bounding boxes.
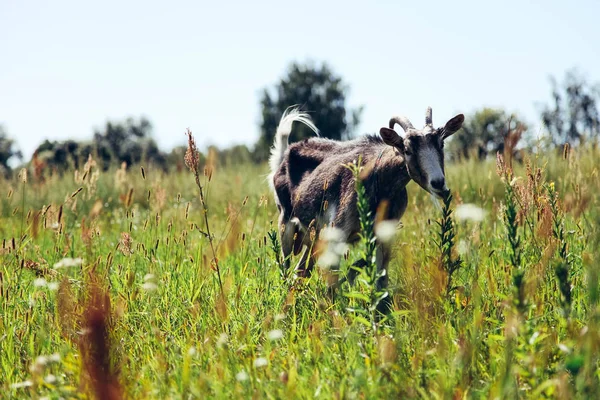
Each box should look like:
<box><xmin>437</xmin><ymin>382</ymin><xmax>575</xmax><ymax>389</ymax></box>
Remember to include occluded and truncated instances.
<box><xmin>1</xmin><ymin>141</ymin><xmax>599</xmax><ymax>399</ymax></box>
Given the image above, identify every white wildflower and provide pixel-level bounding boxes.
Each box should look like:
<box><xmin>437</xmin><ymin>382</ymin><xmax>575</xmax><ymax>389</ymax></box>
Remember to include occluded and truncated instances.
<box><xmin>320</xmin><ymin>227</ymin><xmax>345</xmax><ymax>242</ymax></box>
<box><xmin>48</xmin><ymin>353</ymin><xmax>61</xmax><ymax>363</ymax></box>
<box><xmin>236</xmin><ymin>370</ymin><xmax>249</xmax><ymax>381</ymax></box>
<box><xmin>44</xmin><ymin>374</ymin><xmax>57</xmax><ymax>384</ymax></box>
<box><xmin>375</xmin><ymin>220</ymin><xmax>398</xmax><ymax>244</ymax></box>
<box><xmin>253</xmin><ymin>357</ymin><xmax>268</xmax><ymax>368</ymax></box>
<box><xmin>35</xmin><ymin>355</ymin><xmax>48</xmax><ymax>366</ymax></box>
<box><xmin>528</xmin><ymin>331</ymin><xmax>540</xmax><ymax>345</ymax></box>
<box><xmin>10</xmin><ymin>380</ymin><xmax>33</xmax><ymax>389</ymax></box>
<box><xmin>318</xmin><ymin>227</ymin><xmax>348</xmax><ymax>269</ymax></box>
<box><xmin>558</xmin><ymin>343</ymin><xmax>571</xmax><ymax>353</ymax></box>
<box><xmin>455</xmin><ymin>204</ymin><xmax>486</xmax><ymax>222</ymax></box>
<box><xmin>216</xmin><ymin>333</ymin><xmax>228</xmax><ymax>347</ymax></box>
<box><xmin>33</xmin><ymin>278</ymin><xmax>47</xmax><ymax>287</ymax></box>
<box><xmin>457</xmin><ymin>239</ymin><xmax>469</xmax><ymax>255</ymax></box>
<box><xmin>144</xmin><ymin>273</ymin><xmax>155</xmax><ymax>282</ymax></box>
<box><xmin>267</xmin><ymin>329</ymin><xmax>283</xmax><ymax>342</ymax></box>
<box><xmin>318</xmin><ymin>250</ymin><xmax>340</xmax><ymax>269</ymax></box>
<box><xmin>331</xmin><ymin>242</ymin><xmax>349</xmax><ymax>256</ymax></box>
<box><xmin>47</xmin><ymin>282</ymin><xmax>60</xmax><ymax>291</ymax></box>
<box><xmin>188</xmin><ymin>346</ymin><xmax>197</xmax><ymax>357</ymax></box>
<box><xmin>54</xmin><ymin>257</ymin><xmax>83</xmax><ymax>269</ymax></box>
<box><xmin>274</xmin><ymin>313</ymin><xmax>286</xmax><ymax>322</ymax></box>
<box><xmin>314</xmin><ymin>384</ymin><xmax>322</xmax><ymax>397</ymax></box>
<box><xmin>142</xmin><ymin>282</ymin><xmax>158</xmax><ymax>291</ymax></box>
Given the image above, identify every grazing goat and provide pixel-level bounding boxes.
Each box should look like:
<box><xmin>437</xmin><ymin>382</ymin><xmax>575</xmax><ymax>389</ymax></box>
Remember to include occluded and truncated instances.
<box><xmin>269</xmin><ymin>106</ymin><xmax>464</xmax><ymax>296</ymax></box>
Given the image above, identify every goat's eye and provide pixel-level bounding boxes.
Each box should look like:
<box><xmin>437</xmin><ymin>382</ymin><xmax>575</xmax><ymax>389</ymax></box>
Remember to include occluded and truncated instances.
<box><xmin>404</xmin><ymin>149</ymin><xmax>413</xmax><ymax>156</ymax></box>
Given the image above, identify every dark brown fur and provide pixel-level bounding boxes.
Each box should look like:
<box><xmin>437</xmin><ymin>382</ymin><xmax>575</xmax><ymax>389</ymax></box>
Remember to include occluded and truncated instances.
<box><xmin>273</xmin><ymin>135</ymin><xmax>410</xmax><ymax>277</ymax></box>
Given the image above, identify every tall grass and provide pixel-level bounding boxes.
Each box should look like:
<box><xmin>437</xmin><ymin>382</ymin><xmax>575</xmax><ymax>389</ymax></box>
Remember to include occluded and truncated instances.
<box><xmin>1</xmin><ymin>143</ymin><xmax>599</xmax><ymax>398</ymax></box>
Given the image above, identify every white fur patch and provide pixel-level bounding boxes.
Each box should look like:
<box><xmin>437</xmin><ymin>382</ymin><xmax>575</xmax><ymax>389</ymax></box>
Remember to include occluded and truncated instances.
<box><xmin>419</xmin><ymin>146</ymin><xmax>446</xmax><ymax>192</ymax></box>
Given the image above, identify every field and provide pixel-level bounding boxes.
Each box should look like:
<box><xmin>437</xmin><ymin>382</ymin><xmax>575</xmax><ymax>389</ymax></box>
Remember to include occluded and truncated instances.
<box><xmin>1</xmin><ymin>140</ymin><xmax>599</xmax><ymax>399</ymax></box>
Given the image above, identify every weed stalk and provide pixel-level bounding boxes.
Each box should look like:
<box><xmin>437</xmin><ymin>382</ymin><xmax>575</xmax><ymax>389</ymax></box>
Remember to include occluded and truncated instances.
<box><xmin>184</xmin><ymin>129</ymin><xmax>224</xmax><ymax>299</ymax></box>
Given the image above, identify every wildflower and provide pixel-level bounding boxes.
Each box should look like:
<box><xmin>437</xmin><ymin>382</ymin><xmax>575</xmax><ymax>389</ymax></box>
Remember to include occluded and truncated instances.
<box><xmin>47</xmin><ymin>282</ymin><xmax>60</xmax><ymax>291</ymax></box>
<box><xmin>236</xmin><ymin>371</ymin><xmax>249</xmax><ymax>382</ymax></box>
<box><xmin>558</xmin><ymin>343</ymin><xmax>571</xmax><ymax>353</ymax></box>
<box><xmin>253</xmin><ymin>357</ymin><xmax>268</xmax><ymax>368</ymax></box>
<box><xmin>267</xmin><ymin>329</ymin><xmax>283</xmax><ymax>341</ymax></box>
<box><xmin>318</xmin><ymin>251</ymin><xmax>340</xmax><ymax>269</ymax></box>
<box><xmin>141</xmin><ymin>282</ymin><xmax>158</xmax><ymax>292</ymax></box>
<box><xmin>35</xmin><ymin>355</ymin><xmax>48</xmax><ymax>366</ymax></box>
<box><xmin>320</xmin><ymin>226</ymin><xmax>345</xmax><ymax>242</ymax></box>
<box><xmin>374</xmin><ymin>220</ymin><xmax>398</xmax><ymax>244</ymax></box>
<box><xmin>53</xmin><ymin>257</ymin><xmax>83</xmax><ymax>269</ymax></box>
<box><xmin>216</xmin><ymin>333</ymin><xmax>228</xmax><ymax>347</ymax></box>
<box><xmin>10</xmin><ymin>380</ymin><xmax>33</xmax><ymax>389</ymax></box>
<box><xmin>184</xmin><ymin>129</ymin><xmax>200</xmax><ymax>174</ymax></box>
<box><xmin>457</xmin><ymin>239</ymin><xmax>469</xmax><ymax>255</ymax></box>
<box><xmin>44</xmin><ymin>374</ymin><xmax>57</xmax><ymax>384</ymax></box>
<box><xmin>33</xmin><ymin>278</ymin><xmax>47</xmax><ymax>287</ymax></box>
<box><xmin>119</xmin><ymin>232</ymin><xmax>133</xmax><ymax>256</ymax></box>
<box><xmin>274</xmin><ymin>313</ymin><xmax>286</xmax><ymax>322</ymax></box>
<box><xmin>455</xmin><ymin>204</ymin><xmax>486</xmax><ymax>222</ymax></box>
<box><xmin>48</xmin><ymin>353</ymin><xmax>61</xmax><ymax>363</ymax></box>
<box><xmin>187</xmin><ymin>347</ymin><xmax>197</xmax><ymax>357</ymax></box>
<box><xmin>318</xmin><ymin>227</ymin><xmax>349</xmax><ymax>269</ymax></box>
<box><xmin>143</xmin><ymin>273</ymin><xmax>155</xmax><ymax>282</ymax></box>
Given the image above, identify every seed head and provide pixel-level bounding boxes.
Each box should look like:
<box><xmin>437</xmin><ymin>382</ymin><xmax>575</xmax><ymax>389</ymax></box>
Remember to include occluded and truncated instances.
<box><xmin>184</xmin><ymin>129</ymin><xmax>200</xmax><ymax>175</ymax></box>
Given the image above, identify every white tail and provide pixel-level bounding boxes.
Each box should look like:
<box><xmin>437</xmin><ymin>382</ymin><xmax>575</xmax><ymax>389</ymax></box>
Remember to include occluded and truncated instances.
<box><xmin>268</xmin><ymin>106</ymin><xmax>319</xmax><ymax>186</ymax></box>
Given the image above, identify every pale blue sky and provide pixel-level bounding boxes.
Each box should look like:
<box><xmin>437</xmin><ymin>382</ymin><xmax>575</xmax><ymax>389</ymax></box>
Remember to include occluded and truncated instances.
<box><xmin>1</xmin><ymin>0</ymin><xmax>599</xmax><ymax>160</ymax></box>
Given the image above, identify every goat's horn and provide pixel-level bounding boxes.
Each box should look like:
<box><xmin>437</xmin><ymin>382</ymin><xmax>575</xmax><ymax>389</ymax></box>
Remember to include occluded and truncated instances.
<box><xmin>425</xmin><ymin>106</ymin><xmax>433</xmax><ymax>126</ymax></box>
<box><xmin>388</xmin><ymin>116</ymin><xmax>414</xmax><ymax>131</ymax></box>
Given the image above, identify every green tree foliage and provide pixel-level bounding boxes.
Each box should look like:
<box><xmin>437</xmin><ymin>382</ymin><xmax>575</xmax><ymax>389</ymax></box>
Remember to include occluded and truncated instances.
<box><xmin>34</xmin><ymin>117</ymin><xmax>167</xmax><ymax>172</ymax></box>
<box><xmin>540</xmin><ymin>69</ymin><xmax>600</xmax><ymax>145</ymax></box>
<box><xmin>447</xmin><ymin>108</ymin><xmax>527</xmax><ymax>160</ymax></box>
<box><xmin>93</xmin><ymin>117</ymin><xmax>166</xmax><ymax>169</ymax></box>
<box><xmin>255</xmin><ymin>62</ymin><xmax>363</xmax><ymax>161</ymax></box>
<box><xmin>0</xmin><ymin>125</ymin><xmax>23</xmax><ymax>176</ymax></box>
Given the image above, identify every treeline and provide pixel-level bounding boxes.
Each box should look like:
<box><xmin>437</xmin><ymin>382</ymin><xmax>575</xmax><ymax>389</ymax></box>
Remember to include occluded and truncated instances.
<box><xmin>1</xmin><ymin>64</ymin><xmax>599</xmax><ymax>177</ymax></box>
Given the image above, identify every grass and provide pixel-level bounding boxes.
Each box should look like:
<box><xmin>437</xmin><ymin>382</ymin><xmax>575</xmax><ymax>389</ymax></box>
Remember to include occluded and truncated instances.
<box><xmin>1</xmin><ymin>142</ymin><xmax>599</xmax><ymax>399</ymax></box>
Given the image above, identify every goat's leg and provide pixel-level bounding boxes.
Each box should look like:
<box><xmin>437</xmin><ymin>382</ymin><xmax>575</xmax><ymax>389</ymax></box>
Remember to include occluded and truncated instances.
<box><xmin>279</xmin><ymin>214</ymin><xmax>296</xmax><ymax>271</ymax></box>
<box><xmin>375</xmin><ymin>242</ymin><xmax>392</xmax><ymax>314</ymax></box>
<box><xmin>346</xmin><ymin>258</ymin><xmax>367</xmax><ymax>286</ymax></box>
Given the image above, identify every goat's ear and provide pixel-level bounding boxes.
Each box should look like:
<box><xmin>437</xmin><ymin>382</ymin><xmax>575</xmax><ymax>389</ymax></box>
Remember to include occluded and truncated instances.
<box><xmin>380</xmin><ymin>127</ymin><xmax>405</xmax><ymax>150</ymax></box>
<box><xmin>442</xmin><ymin>114</ymin><xmax>465</xmax><ymax>140</ymax></box>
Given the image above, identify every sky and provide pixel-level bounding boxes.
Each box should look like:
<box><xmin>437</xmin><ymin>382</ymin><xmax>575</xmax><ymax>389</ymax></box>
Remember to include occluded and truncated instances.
<box><xmin>1</xmin><ymin>0</ymin><xmax>599</xmax><ymax>162</ymax></box>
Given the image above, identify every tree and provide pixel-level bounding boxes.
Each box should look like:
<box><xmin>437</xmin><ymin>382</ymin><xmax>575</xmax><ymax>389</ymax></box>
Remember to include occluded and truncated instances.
<box><xmin>93</xmin><ymin>117</ymin><xmax>164</xmax><ymax>168</ymax></box>
<box><xmin>255</xmin><ymin>61</ymin><xmax>363</xmax><ymax>161</ymax></box>
<box><xmin>540</xmin><ymin>69</ymin><xmax>600</xmax><ymax>145</ymax></box>
<box><xmin>447</xmin><ymin>108</ymin><xmax>527</xmax><ymax>160</ymax></box>
<box><xmin>33</xmin><ymin>117</ymin><xmax>168</xmax><ymax>173</ymax></box>
<box><xmin>0</xmin><ymin>125</ymin><xmax>23</xmax><ymax>176</ymax></box>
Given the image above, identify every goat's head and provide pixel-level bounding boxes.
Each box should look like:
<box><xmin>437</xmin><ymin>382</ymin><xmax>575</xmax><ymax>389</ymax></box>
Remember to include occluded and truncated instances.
<box><xmin>379</xmin><ymin>107</ymin><xmax>464</xmax><ymax>198</ymax></box>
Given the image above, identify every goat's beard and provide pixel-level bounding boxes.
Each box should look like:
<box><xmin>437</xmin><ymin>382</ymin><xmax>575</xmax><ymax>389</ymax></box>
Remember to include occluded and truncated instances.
<box><xmin>430</xmin><ymin>193</ymin><xmax>442</xmax><ymax>212</ymax></box>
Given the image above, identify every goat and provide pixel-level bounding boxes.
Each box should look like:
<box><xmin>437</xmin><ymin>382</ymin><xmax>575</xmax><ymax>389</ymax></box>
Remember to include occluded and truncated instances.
<box><xmin>269</xmin><ymin>106</ymin><xmax>464</xmax><ymax>305</ymax></box>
